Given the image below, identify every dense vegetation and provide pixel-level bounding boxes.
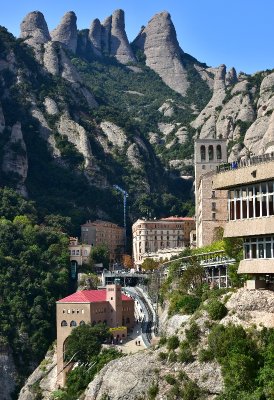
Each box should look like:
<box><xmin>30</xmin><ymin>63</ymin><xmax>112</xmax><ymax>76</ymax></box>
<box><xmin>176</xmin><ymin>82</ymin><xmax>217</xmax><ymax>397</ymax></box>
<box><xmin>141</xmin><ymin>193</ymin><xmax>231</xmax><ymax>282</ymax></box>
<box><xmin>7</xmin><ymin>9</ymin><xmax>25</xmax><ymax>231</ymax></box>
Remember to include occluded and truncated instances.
<box><xmin>0</xmin><ymin>188</ymin><xmax>71</xmax><ymax>391</ymax></box>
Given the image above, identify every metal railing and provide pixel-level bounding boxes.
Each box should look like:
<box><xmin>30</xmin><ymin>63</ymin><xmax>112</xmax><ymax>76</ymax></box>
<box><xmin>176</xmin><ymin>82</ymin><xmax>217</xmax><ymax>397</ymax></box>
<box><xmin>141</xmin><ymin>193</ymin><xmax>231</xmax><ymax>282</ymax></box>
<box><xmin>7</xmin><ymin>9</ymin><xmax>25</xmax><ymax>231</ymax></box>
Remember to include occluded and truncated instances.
<box><xmin>217</xmin><ymin>152</ymin><xmax>274</xmax><ymax>173</ymax></box>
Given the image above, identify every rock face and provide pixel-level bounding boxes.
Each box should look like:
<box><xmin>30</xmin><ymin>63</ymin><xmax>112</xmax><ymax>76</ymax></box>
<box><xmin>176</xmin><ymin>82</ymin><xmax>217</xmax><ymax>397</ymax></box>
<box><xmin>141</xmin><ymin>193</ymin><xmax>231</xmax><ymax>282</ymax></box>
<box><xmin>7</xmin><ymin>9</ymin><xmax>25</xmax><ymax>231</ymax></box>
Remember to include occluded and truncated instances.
<box><xmin>51</xmin><ymin>12</ymin><xmax>78</xmax><ymax>53</ymax></box>
<box><xmin>110</xmin><ymin>9</ymin><xmax>136</xmax><ymax>64</ymax></box>
<box><xmin>18</xmin><ymin>346</ymin><xmax>57</xmax><ymax>400</ymax></box>
<box><xmin>89</xmin><ymin>19</ymin><xmax>102</xmax><ymax>56</ymax></box>
<box><xmin>0</xmin><ymin>347</ymin><xmax>18</xmax><ymax>400</ymax></box>
<box><xmin>223</xmin><ymin>288</ymin><xmax>274</xmax><ymax>328</ymax></box>
<box><xmin>86</xmin><ymin>10</ymin><xmax>135</xmax><ymax>63</ymax></box>
<box><xmin>20</xmin><ymin>11</ymin><xmax>51</xmax><ymax>46</ymax></box>
<box><xmin>2</xmin><ymin>122</ymin><xmax>28</xmax><ymax>196</ymax></box>
<box><xmin>84</xmin><ymin>352</ymin><xmax>160</xmax><ymax>400</ymax></box>
<box><xmin>133</xmin><ymin>11</ymin><xmax>189</xmax><ymax>96</ymax></box>
<box><xmin>20</xmin><ymin>11</ymin><xmax>51</xmax><ymax>62</ymax></box>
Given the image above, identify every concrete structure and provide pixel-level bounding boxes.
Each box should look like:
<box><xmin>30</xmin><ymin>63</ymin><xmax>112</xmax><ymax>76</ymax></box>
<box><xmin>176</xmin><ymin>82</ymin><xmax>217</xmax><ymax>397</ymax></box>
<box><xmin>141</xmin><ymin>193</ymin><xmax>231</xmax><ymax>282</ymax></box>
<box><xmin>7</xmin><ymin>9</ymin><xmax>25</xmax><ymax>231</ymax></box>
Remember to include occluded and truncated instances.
<box><xmin>213</xmin><ymin>156</ymin><xmax>274</xmax><ymax>289</ymax></box>
<box><xmin>81</xmin><ymin>220</ymin><xmax>125</xmax><ymax>263</ymax></box>
<box><xmin>56</xmin><ymin>284</ymin><xmax>134</xmax><ymax>386</ymax></box>
<box><xmin>194</xmin><ymin>138</ymin><xmax>228</xmax><ymax>247</ymax></box>
<box><xmin>132</xmin><ymin>217</ymin><xmax>195</xmax><ymax>268</ymax></box>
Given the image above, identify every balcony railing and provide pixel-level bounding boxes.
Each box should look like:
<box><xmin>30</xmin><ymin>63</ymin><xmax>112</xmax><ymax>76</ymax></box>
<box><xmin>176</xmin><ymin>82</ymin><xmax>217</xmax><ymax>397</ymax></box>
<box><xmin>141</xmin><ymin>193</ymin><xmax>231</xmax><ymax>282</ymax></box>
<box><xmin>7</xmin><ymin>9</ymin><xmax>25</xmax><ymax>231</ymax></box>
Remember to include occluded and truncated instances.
<box><xmin>217</xmin><ymin>152</ymin><xmax>274</xmax><ymax>173</ymax></box>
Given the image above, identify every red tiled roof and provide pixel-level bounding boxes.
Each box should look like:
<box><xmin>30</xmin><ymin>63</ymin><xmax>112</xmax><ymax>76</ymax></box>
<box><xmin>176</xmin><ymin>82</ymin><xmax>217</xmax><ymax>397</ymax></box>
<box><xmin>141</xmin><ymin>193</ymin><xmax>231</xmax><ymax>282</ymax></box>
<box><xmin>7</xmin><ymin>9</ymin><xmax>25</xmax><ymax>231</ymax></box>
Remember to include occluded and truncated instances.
<box><xmin>57</xmin><ymin>290</ymin><xmax>132</xmax><ymax>303</ymax></box>
<box><xmin>160</xmin><ymin>216</ymin><xmax>194</xmax><ymax>221</ymax></box>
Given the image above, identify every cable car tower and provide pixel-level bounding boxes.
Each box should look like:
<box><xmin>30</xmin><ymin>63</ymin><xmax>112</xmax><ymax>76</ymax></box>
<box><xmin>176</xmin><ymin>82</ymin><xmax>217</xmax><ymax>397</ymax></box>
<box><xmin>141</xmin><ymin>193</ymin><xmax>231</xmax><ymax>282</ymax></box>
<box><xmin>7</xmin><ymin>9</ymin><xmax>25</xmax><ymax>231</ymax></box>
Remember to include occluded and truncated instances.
<box><xmin>113</xmin><ymin>185</ymin><xmax>128</xmax><ymax>250</ymax></box>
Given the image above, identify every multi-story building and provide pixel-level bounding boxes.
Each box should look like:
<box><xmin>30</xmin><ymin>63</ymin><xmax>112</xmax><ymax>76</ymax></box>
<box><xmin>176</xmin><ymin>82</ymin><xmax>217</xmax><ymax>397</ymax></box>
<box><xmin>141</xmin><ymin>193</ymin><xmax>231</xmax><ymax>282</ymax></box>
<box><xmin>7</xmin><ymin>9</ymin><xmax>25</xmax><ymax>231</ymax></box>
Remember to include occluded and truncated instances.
<box><xmin>81</xmin><ymin>220</ymin><xmax>125</xmax><ymax>263</ymax></box>
<box><xmin>69</xmin><ymin>237</ymin><xmax>92</xmax><ymax>266</ymax></box>
<box><xmin>194</xmin><ymin>138</ymin><xmax>228</xmax><ymax>247</ymax></box>
<box><xmin>213</xmin><ymin>155</ymin><xmax>274</xmax><ymax>289</ymax></box>
<box><xmin>56</xmin><ymin>284</ymin><xmax>134</xmax><ymax>386</ymax></box>
<box><xmin>132</xmin><ymin>217</ymin><xmax>195</xmax><ymax>268</ymax></box>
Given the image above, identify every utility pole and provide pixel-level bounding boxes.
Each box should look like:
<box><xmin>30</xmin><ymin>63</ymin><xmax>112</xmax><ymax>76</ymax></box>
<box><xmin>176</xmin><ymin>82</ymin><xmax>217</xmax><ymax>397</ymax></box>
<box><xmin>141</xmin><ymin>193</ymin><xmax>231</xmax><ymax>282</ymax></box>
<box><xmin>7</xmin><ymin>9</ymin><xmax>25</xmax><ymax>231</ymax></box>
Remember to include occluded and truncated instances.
<box><xmin>113</xmin><ymin>185</ymin><xmax>128</xmax><ymax>251</ymax></box>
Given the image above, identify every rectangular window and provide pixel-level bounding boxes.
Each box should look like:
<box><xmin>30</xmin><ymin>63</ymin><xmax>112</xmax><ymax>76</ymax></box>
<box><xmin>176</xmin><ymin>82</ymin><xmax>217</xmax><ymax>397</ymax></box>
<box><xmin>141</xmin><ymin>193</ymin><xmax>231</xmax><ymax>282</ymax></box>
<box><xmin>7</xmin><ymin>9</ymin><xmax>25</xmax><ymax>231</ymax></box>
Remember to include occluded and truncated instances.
<box><xmin>262</xmin><ymin>196</ymin><xmax>267</xmax><ymax>217</ymax></box>
<box><xmin>258</xmin><ymin>243</ymin><xmax>264</xmax><ymax>258</ymax></box>
<box><xmin>266</xmin><ymin>243</ymin><xmax>271</xmax><ymax>258</ymax></box>
<box><xmin>242</xmin><ymin>200</ymin><xmax>247</xmax><ymax>219</ymax></box>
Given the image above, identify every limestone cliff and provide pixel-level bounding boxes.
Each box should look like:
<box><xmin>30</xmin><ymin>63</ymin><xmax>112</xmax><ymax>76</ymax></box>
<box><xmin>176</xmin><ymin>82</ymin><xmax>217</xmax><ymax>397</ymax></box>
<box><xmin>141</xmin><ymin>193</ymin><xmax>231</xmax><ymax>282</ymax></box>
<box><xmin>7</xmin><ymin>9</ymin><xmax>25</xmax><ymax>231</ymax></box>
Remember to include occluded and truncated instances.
<box><xmin>0</xmin><ymin>346</ymin><xmax>18</xmax><ymax>400</ymax></box>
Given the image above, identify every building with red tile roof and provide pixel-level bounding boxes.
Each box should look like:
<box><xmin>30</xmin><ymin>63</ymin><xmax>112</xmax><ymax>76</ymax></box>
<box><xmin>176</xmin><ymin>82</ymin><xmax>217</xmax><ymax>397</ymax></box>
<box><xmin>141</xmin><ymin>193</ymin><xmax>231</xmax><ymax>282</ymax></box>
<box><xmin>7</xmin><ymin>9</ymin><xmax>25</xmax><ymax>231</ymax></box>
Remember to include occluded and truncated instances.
<box><xmin>56</xmin><ymin>285</ymin><xmax>134</xmax><ymax>386</ymax></box>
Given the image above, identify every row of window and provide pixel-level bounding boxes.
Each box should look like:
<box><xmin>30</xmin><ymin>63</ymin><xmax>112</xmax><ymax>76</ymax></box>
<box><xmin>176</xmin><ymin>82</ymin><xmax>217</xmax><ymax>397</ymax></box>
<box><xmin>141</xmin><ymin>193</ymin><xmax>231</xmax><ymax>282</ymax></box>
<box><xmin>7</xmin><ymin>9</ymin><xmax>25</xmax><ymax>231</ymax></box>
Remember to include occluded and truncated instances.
<box><xmin>61</xmin><ymin>320</ymin><xmax>86</xmax><ymax>327</ymax></box>
<box><xmin>69</xmin><ymin>249</ymin><xmax>89</xmax><ymax>256</ymax></box>
<box><xmin>61</xmin><ymin>318</ymin><xmax>131</xmax><ymax>327</ymax></box>
<box><xmin>244</xmin><ymin>236</ymin><xmax>274</xmax><ymax>259</ymax></box>
<box><xmin>229</xmin><ymin>182</ymin><xmax>274</xmax><ymax>220</ymax></box>
<box><xmin>62</xmin><ymin>309</ymin><xmax>85</xmax><ymax>314</ymax></box>
<box><xmin>200</xmin><ymin>144</ymin><xmax>223</xmax><ymax>161</ymax></box>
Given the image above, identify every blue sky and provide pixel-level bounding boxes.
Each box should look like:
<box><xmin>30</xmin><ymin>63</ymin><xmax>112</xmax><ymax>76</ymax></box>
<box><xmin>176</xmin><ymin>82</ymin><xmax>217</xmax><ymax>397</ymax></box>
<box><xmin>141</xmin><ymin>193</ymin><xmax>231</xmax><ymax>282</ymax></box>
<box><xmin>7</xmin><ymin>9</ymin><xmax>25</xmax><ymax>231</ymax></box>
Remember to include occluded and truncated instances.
<box><xmin>1</xmin><ymin>0</ymin><xmax>274</xmax><ymax>74</ymax></box>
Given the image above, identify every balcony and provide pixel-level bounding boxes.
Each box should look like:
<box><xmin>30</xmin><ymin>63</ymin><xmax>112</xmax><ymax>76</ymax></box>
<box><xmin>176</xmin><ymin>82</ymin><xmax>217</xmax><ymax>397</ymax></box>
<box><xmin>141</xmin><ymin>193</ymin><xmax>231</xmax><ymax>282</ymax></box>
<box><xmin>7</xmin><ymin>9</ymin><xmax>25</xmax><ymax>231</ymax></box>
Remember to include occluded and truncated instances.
<box><xmin>238</xmin><ymin>259</ymin><xmax>274</xmax><ymax>274</ymax></box>
<box><xmin>223</xmin><ymin>216</ymin><xmax>274</xmax><ymax>238</ymax></box>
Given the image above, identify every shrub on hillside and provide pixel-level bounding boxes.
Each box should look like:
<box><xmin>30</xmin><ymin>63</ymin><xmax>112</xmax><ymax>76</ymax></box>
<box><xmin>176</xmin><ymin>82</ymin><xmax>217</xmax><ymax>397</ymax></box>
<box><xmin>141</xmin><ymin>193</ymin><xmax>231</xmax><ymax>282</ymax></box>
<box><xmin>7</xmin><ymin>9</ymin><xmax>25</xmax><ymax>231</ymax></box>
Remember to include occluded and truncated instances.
<box><xmin>207</xmin><ymin>299</ymin><xmax>227</xmax><ymax>320</ymax></box>
<box><xmin>167</xmin><ymin>335</ymin><xmax>180</xmax><ymax>350</ymax></box>
<box><xmin>169</xmin><ymin>293</ymin><xmax>201</xmax><ymax>315</ymax></box>
<box><xmin>185</xmin><ymin>322</ymin><xmax>201</xmax><ymax>346</ymax></box>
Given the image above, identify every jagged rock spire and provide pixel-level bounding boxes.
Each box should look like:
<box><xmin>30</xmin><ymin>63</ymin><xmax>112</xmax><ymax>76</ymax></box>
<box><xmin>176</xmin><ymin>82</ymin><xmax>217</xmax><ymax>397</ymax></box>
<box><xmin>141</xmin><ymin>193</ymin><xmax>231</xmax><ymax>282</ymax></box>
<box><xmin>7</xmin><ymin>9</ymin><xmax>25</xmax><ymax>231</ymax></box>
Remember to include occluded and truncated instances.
<box><xmin>51</xmin><ymin>11</ymin><xmax>78</xmax><ymax>53</ymax></box>
<box><xmin>133</xmin><ymin>11</ymin><xmax>189</xmax><ymax>95</ymax></box>
<box><xmin>20</xmin><ymin>11</ymin><xmax>50</xmax><ymax>45</ymax></box>
<box><xmin>110</xmin><ymin>9</ymin><xmax>135</xmax><ymax>64</ymax></box>
<box><xmin>89</xmin><ymin>19</ymin><xmax>102</xmax><ymax>56</ymax></box>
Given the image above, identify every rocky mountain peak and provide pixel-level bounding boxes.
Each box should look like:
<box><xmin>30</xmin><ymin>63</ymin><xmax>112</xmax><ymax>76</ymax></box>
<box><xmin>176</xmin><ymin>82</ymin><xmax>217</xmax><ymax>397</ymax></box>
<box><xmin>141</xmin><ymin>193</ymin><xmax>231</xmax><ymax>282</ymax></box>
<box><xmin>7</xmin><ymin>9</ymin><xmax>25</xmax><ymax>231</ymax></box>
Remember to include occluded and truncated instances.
<box><xmin>51</xmin><ymin>11</ymin><xmax>78</xmax><ymax>53</ymax></box>
<box><xmin>89</xmin><ymin>19</ymin><xmax>102</xmax><ymax>56</ymax></box>
<box><xmin>109</xmin><ymin>9</ymin><xmax>136</xmax><ymax>64</ymax></box>
<box><xmin>133</xmin><ymin>10</ymin><xmax>189</xmax><ymax>95</ymax></box>
<box><xmin>20</xmin><ymin>11</ymin><xmax>50</xmax><ymax>45</ymax></box>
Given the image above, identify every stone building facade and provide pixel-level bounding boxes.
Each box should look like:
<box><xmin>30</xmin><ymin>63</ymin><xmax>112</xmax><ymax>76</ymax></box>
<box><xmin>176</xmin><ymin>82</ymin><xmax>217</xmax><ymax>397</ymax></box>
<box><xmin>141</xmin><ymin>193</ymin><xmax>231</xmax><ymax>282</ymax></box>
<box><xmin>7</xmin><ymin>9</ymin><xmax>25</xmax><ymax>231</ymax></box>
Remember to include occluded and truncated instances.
<box><xmin>56</xmin><ymin>284</ymin><xmax>134</xmax><ymax>386</ymax></box>
<box><xmin>132</xmin><ymin>217</ymin><xmax>195</xmax><ymax>268</ymax></box>
<box><xmin>69</xmin><ymin>237</ymin><xmax>91</xmax><ymax>266</ymax></box>
<box><xmin>81</xmin><ymin>220</ymin><xmax>125</xmax><ymax>263</ymax></box>
<box><xmin>194</xmin><ymin>138</ymin><xmax>228</xmax><ymax>247</ymax></box>
<box><xmin>213</xmin><ymin>157</ymin><xmax>274</xmax><ymax>289</ymax></box>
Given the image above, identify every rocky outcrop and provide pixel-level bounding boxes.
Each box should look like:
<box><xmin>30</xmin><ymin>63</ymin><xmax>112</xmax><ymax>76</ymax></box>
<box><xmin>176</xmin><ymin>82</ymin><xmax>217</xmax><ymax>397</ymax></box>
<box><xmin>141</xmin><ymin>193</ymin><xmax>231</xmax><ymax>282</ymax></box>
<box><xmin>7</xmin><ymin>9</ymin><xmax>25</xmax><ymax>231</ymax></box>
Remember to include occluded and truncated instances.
<box><xmin>51</xmin><ymin>12</ymin><xmax>78</xmax><ymax>53</ymax></box>
<box><xmin>85</xmin><ymin>352</ymin><xmax>160</xmax><ymax>400</ymax></box>
<box><xmin>223</xmin><ymin>288</ymin><xmax>274</xmax><ymax>328</ymax></box>
<box><xmin>133</xmin><ymin>11</ymin><xmax>189</xmax><ymax>96</ymax></box>
<box><xmin>18</xmin><ymin>346</ymin><xmax>57</xmax><ymax>400</ymax></box>
<box><xmin>0</xmin><ymin>347</ymin><xmax>18</xmax><ymax>400</ymax></box>
<box><xmin>2</xmin><ymin>122</ymin><xmax>28</xmax><ymax>196</ymax></box>
<box><xmin>20</xmin><ymin>11</ymin><xmax>50</xmax><ymax>62</ymax></box>
<box><xmin>57</xmin><ymin>114</ymin><xmax>94</xmax><ymax>169</ymax></box>
<box><xmin>100</xmin><ymin>121</ymin><xmax>127</xmax><ymax>148</ymax></box>
<box><xmin>101</xmin><ymin>16</ymin><xmax>112</xmax><ymax>55</ymax></box>
<box><xmin>44</xmin><ymin>97</ymin><xmax>59</xmax><ymax>115</ymax></box>
<box><xmin>110</xmin><ymin>9</ymin><xmax>136</xmax><ymax>64</ymax></box>
<box><xmin>89</xmin><ymin>19</ymin><xmax>102</xmax><ymax>56</ymax></box>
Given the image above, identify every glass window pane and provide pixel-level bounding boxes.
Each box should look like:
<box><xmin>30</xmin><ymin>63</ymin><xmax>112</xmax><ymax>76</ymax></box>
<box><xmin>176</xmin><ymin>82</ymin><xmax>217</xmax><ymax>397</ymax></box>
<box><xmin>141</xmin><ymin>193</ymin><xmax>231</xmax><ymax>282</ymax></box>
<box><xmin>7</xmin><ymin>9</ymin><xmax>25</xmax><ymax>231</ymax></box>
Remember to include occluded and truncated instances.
<box><xmin>248</xmin><ymin>187</ymin><xmax>253</xmax><ymax>197</ymax></box>
<box><xmin>266</xmin><ymin>243</ymin><xmax>271</xmax><ymax>258</ymax></box>
<box><xmin>251</xmin><ymin>244</ymin><xmax>257</xmax><ymax>258</ymax></box>
<box><xmin>269</xmin><ymin>195</ymin><xmax>274</xmax><ymax>215</ymax></box>
<box><xmin>254</xmin><ymin>185</ymin><xmax>260</xmax><ymax>196</ymax></box>
<box><xmin>230</xmin><ymin>201</ymin><xmax>235</xmax><ymax>220</ymax></box>
<box><xmin>242</xmin><ymin>200</ymin><xmax>247</xmax><ymax>218</ymax></box>
<box><xmin>258</xmin><ymin>244</ymin><xmax>264</xmax><ymax>258</ymax></box>
<box><xmin>261</xmin><ymin>182</ymin><xmax>267</xmax><ymax>194</ymax></box>
<box><xmin>236</xmin><ymin>200</ymin><xmax>241</xmax><ymax>219</ymax></box>
<box><xmin>262</xmin><ymin>196</ymin><xmax>267</xmax><ymax>216</ymax></box>
<box><xmin>244</xmin><ymin>244</ymin><xmax>250</xmax><ymax>259</ymax></box>
<box><xmin>242</xmin><ymin>188</ymin><xmax>247</xmax><ymax>198</ymax></box>
<box><xmin>249</xmin><ymin>200</ymin><xmax>254</xmax><ymax>218</ymax></box>
<box><xmin>255</xmin><ymin>197</ymin><xmax>261</xmax><ymax>217</ymax></box>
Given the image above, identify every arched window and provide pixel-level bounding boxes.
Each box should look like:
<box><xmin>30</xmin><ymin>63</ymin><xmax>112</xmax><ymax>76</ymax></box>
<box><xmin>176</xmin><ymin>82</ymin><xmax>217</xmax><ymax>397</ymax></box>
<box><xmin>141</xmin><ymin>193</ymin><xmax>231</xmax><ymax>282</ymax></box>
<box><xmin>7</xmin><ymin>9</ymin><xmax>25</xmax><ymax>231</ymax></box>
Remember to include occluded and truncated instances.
<box><xmin>70</xmin><ymin>321</ymin><xmax>77</xmax><ymax>327</ymax></box>
<box><xmin>217</xmin><ymin>145</ymin><xmax>222</xmax><ymax>160</ymax></box>
<box><xmin>200</xmin><ymin>145</ymin><xmax>206</xmax><ymax>161</ymax></box>
<box><xmin>208</xmin><ymin>145</ymin><xmax>214</xmax><ymax>160</ymax></box>
<box><xmin>103</xmin><ymin>320</ymin><xmax>107</xmax><ymax>324</ymax></box>
<box><xmin>61</xmin><ymin>320</ymin><xmax>67</xmax><ymax>327</ymax></box>
<box><xmin>79</xmin><ymin>320</ymin><xmax>85</xmax><ymax>326</ymax></box>
<box><xmin>92</xmin><ymin>321</ymin><xmax>96</xmax><ymax>326</ymax></box>
<box><xmin>126</xmin><ymin>317</ymin><xmax>130</xmax><ymax>324</ymax></box>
